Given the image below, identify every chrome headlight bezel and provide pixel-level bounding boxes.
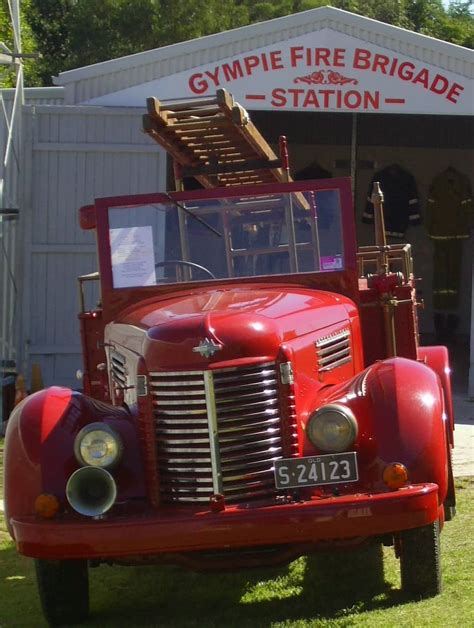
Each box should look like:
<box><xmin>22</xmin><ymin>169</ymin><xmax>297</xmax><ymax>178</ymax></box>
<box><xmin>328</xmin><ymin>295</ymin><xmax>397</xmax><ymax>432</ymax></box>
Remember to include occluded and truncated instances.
<box><xmin>307</xmin><ymin>403</ymin><xmax>358</xmax><ymax>453</ymax></box>
<box><xmin>74</xmin><ymin>423</ymin><xmax>123</xmax><ymax>469</ymax></box>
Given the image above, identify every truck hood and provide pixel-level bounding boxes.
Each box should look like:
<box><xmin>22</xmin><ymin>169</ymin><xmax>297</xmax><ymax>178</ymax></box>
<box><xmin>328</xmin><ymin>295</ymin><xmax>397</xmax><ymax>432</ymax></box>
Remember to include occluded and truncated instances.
<box><xmin>108</xmin><ymin>286</ymin><xmax>356</xmax><ymax>370</ymax></box>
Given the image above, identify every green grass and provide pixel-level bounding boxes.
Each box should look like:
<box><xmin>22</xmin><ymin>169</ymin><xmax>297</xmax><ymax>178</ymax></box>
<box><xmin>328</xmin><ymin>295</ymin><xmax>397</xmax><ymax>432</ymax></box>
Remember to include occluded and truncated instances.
<box><xmin>1</xmin><ymin>436</ymin><xmax>473</xmax><ymax>628</ymax></box>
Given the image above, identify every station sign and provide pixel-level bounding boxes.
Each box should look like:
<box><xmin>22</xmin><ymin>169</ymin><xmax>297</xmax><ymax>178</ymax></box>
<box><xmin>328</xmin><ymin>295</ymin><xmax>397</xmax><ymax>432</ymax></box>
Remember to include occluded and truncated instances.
<box><xmin>87</xmin><ymin>30</ymin><xmax>473</xmax><ymax>115</ymax></box>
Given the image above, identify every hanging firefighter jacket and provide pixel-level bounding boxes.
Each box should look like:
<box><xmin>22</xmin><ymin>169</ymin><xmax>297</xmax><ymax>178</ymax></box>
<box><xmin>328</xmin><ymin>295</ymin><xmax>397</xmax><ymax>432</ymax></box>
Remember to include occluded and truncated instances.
<box><xmin>426</xmin><ymin>167</ymin><xmax>473</xmax><ymax>311</ymax></box>
<box><xmin>426</xmin><ymin>167</ymin><xmax>473</xmax><ymax>240</ymax></box>
<box><xmin>362</xmin><ymin>164</ymin><xmax>421</xmax><ymax>238</ymax></box>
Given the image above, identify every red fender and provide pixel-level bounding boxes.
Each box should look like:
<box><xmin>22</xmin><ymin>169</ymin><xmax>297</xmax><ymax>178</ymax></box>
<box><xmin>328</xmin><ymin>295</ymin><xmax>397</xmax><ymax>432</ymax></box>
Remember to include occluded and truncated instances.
<box><xmin>418</xmin><ymin>345</ymin><xmax>454</xmax><ymax>444</ymax></box>
<box><xmin>314</xmin><ymin>358</ymin><xmax>448</xmax><ymax>501</ymax></box>
<box><xmin>4</xmin><ymin>387</ymin><xmax>146</xmax><ymax>539</ymax></box>
<box><xmin>364</xmin><ymin>358</ymin><xmax>448</xmax><ymax>501</ymax></box>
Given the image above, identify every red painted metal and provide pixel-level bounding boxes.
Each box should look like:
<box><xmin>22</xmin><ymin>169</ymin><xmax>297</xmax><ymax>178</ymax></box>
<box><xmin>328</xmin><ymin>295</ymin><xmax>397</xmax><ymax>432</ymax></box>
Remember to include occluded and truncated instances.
<box><xmin>418</xmin><ymin>345</ymin><xmax>455</xmax><ymax>440</ymax></box>
<box><xmin>12</xmin><ymin>484</ymin><xmax>440</xmax><ymax>560</ymax></box>
<box><xmin>78</xmin><ymin>310</ymin><xmax>109</xmax><ymax>401</ymax></box>
<box><xmin>78</xmin><ymin>204</ymin><xmax>96</xmax><ymax>230</ymax></box>
<box><xmin>111</xmin><ymin>286</ymin><xmax>357</xmax><ymax>372</ymax></box>
<box><xmin>4</xmin><ymin>388</ymin><xmax>146</xmax><ymax>538</ymax></box>
<box><xmin>359</xmin><ymin>284</ymin><xmax>418</xmax><ymax>363</ymax></box>
<box><xmin>4</xmin><ymin>173</ymin><xmax>452</xmax><ymax>583</ymax></box>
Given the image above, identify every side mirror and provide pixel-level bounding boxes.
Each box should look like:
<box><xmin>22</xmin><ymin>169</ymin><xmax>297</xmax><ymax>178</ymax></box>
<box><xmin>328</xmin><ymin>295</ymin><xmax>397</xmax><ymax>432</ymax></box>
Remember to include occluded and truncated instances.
<box><xmin>79</xmin><ymin>204</ymin><xmax>96</xmax><ymax>230</ymax></box>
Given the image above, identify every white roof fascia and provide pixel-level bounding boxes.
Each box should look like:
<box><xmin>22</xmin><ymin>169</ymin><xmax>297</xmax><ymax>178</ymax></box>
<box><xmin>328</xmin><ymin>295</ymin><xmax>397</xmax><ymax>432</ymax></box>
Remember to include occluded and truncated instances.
<box><xmin>53</xmin><ymin>6</ymin><xmax>474</xmax><ymax>104</ymax></box>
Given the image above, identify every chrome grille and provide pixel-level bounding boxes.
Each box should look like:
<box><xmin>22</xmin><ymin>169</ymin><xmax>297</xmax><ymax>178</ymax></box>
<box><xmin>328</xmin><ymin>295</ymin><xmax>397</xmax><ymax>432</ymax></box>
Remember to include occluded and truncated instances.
<box><xmin>150</xmin><ymin>363</ymin><xmax>283</xmax><ymax>504</ymax></box>
<box><xmin>110</xmin><ymin>351</ymin><xmax>127</xmax><ymax>386</ymax></box>
<box><xmin>315</xmin><ymin>329</ymin><xmax>351</xmax><ymax>372</ymax></box>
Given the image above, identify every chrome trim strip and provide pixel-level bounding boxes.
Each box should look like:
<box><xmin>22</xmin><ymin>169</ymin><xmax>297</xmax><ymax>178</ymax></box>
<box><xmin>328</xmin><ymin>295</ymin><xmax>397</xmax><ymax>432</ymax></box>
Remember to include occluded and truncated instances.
<box><xmin>159</xmin><ymin>456</ymin><xmax>212</xmax><ymax>464</ymax></box>
<box><xmin>204</xmin><ymin>370</ymin><xmax>223</xmax><ymax>495</ymax></box>
<box><xmin>215</xmin><ymin>388</ymin><xmax>278</xmax><ymax>404</ymax></box>
<box><xmin>150</xmin><ymin>378</ymin><xmax>205</xmax><ymax>385</ymax></box>
<box><xmin>316</xmin><ymin>329</ymin><xmax>350</xmax><ymax>347</ymax></box>
<box><xmin>154</xmin><ymin>398</ymin><xmax>207</xmax><ymax>406</ymax></box>
<box><xmin>158</xmin><ymin>418</ymin><xmax>209</xmax><ymax>426</ymax></box>
<box><xmin>220</xmin><ymin>438</ymin><xmax>282</xmax><ymax>454</ymax></box>
<box><xmin>211</xmin><ymin>362</ymin><xmax>275</xmax><ymax>374</ymax></box>
<box><xmin>318</xmin><ymin>347</ymin><xmax>351</xmax><ymax>366</ymax></box>
<box><xmin>212</xmin><ymin>368</ymin><xmax>276</xmax><ymax>384</ymax></box>
<box><xmin>319</xmin><ymin>356</ymin><xmax>352</xmax><ymax>372</ymax></box>
<box><xmin>317</xmin><ymin>338</ymin><xmax>350</xmax><ymax>356</ymax></box>
<box><xmin>213</xmin><ymin>378</ymin><xmax>277</xmax><ymax>393</ymax></box>
<box><xmin>150</xmin><ymin>370</ymin><xmax>205</xmax><ymax>377</ymax></box>
<box><xmin>149</xmin><ymin>390</ymin><xmax>207</xmax><ymax>398</ymax></box>
<box><xmin>218</xmin><ymin>408</ymin><xmax>279</xmax><ymax>423</ymax></box>
<box><xmin>159</xmin><ymin>445</ymin><xmax>213</xmax><ymax>454</ymax></box>
<box><xmin>218</xmin><ymin>418</ymin><xmax>280</xmax><ymax>433</ymax></box>
<box><xmin>155</xmin><ymin>436</ymin><xmax>211</xmax><ymax>444</ymax></box>
<box><xmin>222</xmin><ymin>456</ymin><xmax>282</xmax><ymax>472</ymax></box>
<box><xmin>214</xmin><ymin>398</ymin><xmax>279</xmax><ymax>413</ymax></box>
<box><xmin>152</xmin><ymin>407</ymin><xmax>208</xmax><ymax>415</ymax></box>
<box><xmin>156</xmin><ymin>427</ymin><xmax>210</xmax><ymax>434</ymax></box>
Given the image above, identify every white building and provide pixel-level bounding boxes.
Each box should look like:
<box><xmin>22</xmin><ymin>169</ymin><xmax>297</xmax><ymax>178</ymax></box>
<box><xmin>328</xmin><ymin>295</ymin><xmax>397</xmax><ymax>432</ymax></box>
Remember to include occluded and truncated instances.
<box><xmin>2</xmin><ymin>7</ymin><xmax>473</xmax><ymax>394</ymax></box>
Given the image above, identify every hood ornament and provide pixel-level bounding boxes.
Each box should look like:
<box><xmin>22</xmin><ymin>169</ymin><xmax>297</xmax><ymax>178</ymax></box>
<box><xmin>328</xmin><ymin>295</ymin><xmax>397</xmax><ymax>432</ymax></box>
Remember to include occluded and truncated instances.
<box><xmin>193</xmin><ymin>338</ymin><xmax>223</xmax><ymax>358</ymax></box>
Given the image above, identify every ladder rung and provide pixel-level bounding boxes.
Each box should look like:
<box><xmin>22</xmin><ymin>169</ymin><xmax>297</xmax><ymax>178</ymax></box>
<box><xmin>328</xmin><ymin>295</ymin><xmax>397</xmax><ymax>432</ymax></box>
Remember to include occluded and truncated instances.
<box><xmin>166</xmin><ymin>106</ymin><xmax>221</xmax><ymax>120</ymax></box>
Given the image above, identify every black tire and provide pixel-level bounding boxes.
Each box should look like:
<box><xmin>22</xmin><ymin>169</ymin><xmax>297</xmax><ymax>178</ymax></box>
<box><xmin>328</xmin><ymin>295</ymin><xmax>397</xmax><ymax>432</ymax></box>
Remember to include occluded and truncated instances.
<box><xmin>35</xmin><ymin>559</ymin><xmax>89</xmax><ymax>626</ymax></box>
<box><xmin>444</xmin><ymin>445</ymin><xmax>456</xmax><ymax>521</ymax></box>
<box><xmin>399</xmin><ymin>521</ymin><xmax>442</xmax><ymax>598</ymax></box>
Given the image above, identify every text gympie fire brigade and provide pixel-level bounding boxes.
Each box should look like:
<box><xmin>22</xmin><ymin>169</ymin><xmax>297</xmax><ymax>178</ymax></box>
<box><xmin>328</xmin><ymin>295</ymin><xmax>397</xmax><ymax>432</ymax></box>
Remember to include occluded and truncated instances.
<box><xmin>188</xmin><ymin>46</ymin><xmax>465</xmax><ymax>107</ymax></box>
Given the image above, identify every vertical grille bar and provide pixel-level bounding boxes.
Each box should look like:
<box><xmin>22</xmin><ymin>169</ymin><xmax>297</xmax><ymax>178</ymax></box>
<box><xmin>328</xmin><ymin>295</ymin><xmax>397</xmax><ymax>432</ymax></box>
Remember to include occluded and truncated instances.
<box><xmin>203</xmin><ymin>370</ymin><xmax>223</xmax><ymax>494</ymax></box>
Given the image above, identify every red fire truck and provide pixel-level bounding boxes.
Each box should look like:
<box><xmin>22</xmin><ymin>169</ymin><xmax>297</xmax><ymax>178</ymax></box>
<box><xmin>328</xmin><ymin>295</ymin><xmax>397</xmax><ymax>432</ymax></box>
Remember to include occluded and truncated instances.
<box><xmin>3</xmin><ymin>90</ymin><xmax>455</xmax><ymax>625</ymax></box>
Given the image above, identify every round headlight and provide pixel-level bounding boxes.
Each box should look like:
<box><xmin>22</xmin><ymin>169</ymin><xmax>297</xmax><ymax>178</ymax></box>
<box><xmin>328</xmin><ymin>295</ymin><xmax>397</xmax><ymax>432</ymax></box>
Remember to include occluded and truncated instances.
<box><xmin>74</xmin><ymin>423</ymin><xmax>122</xmax><ymax>469</ymax></box>
<box><xmin>307</xmin><ymin>404</ymin><xmax>358</xmax><ymax>453</ymax></box>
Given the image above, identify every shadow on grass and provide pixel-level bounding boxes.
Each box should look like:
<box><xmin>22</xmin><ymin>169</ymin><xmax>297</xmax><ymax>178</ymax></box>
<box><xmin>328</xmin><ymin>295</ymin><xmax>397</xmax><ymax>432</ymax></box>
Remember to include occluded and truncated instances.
<box><xmin>85</xmin><ymin>546</ymin><xmax>409</xmax><ymax>628</ymax></box>
<box><xmin>0</xmin><ymin>543</ymin><xmax>47</xmax><ymax>627</ymax></box>
<box><xmin>0</xmin><ymin>539</ymin><xmax>413</xmax><ymax>628</ymax></box>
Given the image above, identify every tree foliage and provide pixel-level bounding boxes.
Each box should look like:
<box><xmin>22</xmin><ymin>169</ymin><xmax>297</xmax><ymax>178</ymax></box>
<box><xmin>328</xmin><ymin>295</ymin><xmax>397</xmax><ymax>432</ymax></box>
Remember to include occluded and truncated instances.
<box><xmin>0</xmin><ymin>0</ymin><xmax>41</xmax><ymax>86</ymax></box>
<box><xmin>0</xmin><ymin>0</ymin><xmax>472</xmax><ymax>87</ymax></box>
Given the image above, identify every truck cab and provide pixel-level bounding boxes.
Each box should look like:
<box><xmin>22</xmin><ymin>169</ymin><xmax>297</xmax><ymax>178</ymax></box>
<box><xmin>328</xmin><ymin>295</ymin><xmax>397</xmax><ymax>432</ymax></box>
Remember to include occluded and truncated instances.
<box><xmin>3</xmin><ymin>91</ymin><xmax>455</xmax><ymax>625</ymax></box>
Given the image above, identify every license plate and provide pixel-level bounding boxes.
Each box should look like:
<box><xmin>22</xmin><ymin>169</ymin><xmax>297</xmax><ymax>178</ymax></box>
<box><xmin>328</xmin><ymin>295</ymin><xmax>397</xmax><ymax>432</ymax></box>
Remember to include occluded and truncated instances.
<box><xmin>274</xmin><ymin>452</ymin><xmax>358</xmax><ymax>490</ymax></box>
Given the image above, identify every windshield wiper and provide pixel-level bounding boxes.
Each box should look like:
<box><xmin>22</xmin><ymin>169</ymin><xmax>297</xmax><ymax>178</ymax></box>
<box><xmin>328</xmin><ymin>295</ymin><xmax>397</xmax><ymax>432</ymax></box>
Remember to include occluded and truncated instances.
<box><xmin>164</xmin><ymin>193</ymin><xmax>222</xmax><ymax>238</ymax></box>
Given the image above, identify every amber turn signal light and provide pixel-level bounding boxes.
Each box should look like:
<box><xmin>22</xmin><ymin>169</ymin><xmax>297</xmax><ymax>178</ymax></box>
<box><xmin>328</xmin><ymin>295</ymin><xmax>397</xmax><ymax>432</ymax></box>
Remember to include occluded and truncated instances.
<box><xmin>34</xmin><ymin>494</ymin><xmax>60</xmax><ymax>519</ymax></box>
<box><xmin>383</xmin><ymin>463</ymin><xmax>409</xmax><ymax>489</ymax></box>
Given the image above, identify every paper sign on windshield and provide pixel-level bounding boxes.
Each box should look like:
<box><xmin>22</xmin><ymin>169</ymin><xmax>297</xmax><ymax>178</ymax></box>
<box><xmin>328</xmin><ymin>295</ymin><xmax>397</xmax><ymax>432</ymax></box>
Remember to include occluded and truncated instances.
<box><xmin>110</xmin><ymin>226</ymin><xmax>156</xmax><ymax>288</ymax></box>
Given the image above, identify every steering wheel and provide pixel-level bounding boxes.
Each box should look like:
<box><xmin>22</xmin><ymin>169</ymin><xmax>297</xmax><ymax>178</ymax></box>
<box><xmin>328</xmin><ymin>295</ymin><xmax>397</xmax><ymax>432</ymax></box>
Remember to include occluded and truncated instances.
<box><xmin>155</xmin><ymin>260</ymin><xmax>216</xmax><ymax>282</ymax></box>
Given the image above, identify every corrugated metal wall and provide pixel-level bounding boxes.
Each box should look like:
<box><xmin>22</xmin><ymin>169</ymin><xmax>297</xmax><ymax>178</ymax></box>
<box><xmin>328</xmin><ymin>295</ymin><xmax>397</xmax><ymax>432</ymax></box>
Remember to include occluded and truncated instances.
<box><xmin>1</xmin><ymin>88</ymin><xmax>65</xmax><ymax>372</ymax></box>
<box><xmin>0</xmin><ymin>215</ymin><xmax>18</xmax><ymax>363</ymax></box>
<box><xmin>20</xmin><ymin>105</ymin><xmax>166</xmax><ymax>388</ymax></box>
<box><xmin>1</xmin><ymin>88</ymin><xmax>24</xmax><ymax>376</ymax></box>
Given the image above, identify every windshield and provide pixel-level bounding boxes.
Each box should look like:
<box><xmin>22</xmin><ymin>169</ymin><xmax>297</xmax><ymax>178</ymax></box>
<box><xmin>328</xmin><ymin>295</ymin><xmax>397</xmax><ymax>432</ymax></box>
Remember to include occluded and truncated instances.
<box><xmin>107</xmin><ymin>188</ymin><xmax>345</xmax><ymax>288</ymax></box>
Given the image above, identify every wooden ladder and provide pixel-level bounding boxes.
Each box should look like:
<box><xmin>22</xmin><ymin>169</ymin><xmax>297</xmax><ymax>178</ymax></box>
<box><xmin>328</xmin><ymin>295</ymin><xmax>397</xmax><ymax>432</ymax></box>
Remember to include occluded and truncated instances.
<box><xmin>142</xmin><ymin>88</ymin><xmax>292</xmax><ymax>189</ymax></box>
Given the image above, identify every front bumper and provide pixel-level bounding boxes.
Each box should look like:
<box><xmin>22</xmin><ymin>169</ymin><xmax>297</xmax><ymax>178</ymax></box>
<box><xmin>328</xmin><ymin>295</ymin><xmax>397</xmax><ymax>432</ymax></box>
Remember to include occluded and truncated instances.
<box><xmin>11</xmin><ymin>484</ymin><xmax>440</xmax><ymax>560</ymax></box>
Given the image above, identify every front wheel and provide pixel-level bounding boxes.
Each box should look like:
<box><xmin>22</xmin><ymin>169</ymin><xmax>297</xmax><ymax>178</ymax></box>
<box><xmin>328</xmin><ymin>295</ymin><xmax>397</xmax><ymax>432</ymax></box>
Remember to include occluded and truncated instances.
<box><xmin>35</xmin><ymin>559</ymin><xmax>89</xmax><ymax>626</ymax></box>
<box><xmin>399</xmin><ymin>521</ymin><xmax>442</xmax><ymax>598</ymax></box>
<box><xmin>444</xmin><ymin>445</ymin><xmax>456</xmax><ymax>521</ymax></box>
